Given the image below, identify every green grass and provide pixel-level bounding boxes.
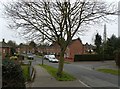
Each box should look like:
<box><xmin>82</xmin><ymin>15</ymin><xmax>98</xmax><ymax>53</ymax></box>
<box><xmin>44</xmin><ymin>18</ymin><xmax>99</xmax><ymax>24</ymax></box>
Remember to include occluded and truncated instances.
<box><xmin>97</xmin><ymin>69</ymin><xmax>120</xmax><ymax>76</ymax></box>
<box><xmin>37</xmin><ymin>55</ymin><xmax>43</xmax><ymax>58</ymax></box>
<box><xmin>21</xmin><ymin>65</ymin><xmax>31</xmax><ymax>81</ymax></box>
<box><xmin>64</xmin><ymin>61</ymin><xmax>71</xmax><ymax>64</ymax></box>
<box><xmin>39</xmin><ymin>64</ymin><xmax>76</xmax><ymax>81</ymax></box>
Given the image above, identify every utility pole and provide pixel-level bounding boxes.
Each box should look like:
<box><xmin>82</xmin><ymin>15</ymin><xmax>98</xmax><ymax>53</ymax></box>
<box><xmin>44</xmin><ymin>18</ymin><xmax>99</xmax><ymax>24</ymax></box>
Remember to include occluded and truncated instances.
<box><xmin>103</xmin><ymin>24</ymin><xmax>107</xmax><ymax>43</ymax></box>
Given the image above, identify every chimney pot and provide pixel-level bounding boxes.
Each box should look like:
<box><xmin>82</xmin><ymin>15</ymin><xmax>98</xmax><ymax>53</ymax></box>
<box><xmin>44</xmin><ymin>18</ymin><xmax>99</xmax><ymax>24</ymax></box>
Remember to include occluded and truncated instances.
<box><xmin>2</xmin><ymin>39</ymin><xmax>5</xmax><ymax>42</ymax></box>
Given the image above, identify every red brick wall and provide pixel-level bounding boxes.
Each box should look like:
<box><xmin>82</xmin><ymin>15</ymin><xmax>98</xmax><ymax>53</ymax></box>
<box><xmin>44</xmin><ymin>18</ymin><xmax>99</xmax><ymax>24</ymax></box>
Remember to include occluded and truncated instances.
<box><xmin>67</xmin><ymin>40</ymin><xmax>83</xmax><ymax>61</ymax></box>
<box><xmin>2</xmin><ymin>47</ymin><xmax>10</xmax><ymax>59</ymax></box>
<box><xmin>0</xmin><ymin>48</ymin><xmax>2</xmax><ymax>56</ymax></box>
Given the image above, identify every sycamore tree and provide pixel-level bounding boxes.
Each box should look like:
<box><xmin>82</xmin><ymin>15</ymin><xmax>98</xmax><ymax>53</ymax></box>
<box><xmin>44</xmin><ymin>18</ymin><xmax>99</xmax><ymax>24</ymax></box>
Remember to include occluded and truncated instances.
<box><xmin>4</xmin><ymin>0</ymin><xmax>117</xmax><ymax>77</ymax></box>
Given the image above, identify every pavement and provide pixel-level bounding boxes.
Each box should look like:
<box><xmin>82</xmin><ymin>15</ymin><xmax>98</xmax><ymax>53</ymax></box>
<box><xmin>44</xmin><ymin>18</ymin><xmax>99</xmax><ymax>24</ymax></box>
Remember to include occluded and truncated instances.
<box><xmin>26</xmin><ymin>65</ymin><xmax>86</xmax><ymax>87</ymax></box>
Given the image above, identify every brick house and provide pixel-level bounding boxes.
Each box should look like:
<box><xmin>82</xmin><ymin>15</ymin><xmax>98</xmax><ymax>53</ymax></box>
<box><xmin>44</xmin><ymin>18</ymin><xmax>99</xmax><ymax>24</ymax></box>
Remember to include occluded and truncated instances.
<box><xmin>83</xmin><ymin>43</ymin><xmax>95</xmax><ymax>54</ymax></box>
<box><xmin>65</xmin><ymin>38</ymin><xmax>84</xmax><ymax>61</ymax></box>
<box><xmin>0</xmin><ymin>39</ymin><xmax>11</xmax><ymax>59</ymax></box>
<box><xmin>16</xmin><ymin>44</ymin><xmax>36</xmax><ymax>54</ymax></box>
<box><xmin>37</xmin><ymin>38</ymin><xmax>84</xmax><ymax>62</ymax></box>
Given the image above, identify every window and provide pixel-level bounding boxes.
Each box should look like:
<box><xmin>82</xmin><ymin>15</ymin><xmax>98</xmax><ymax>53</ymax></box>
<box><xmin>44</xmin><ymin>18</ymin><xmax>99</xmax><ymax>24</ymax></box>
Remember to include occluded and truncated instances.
<box><xmin>3</xmin><ymin>49</ymin><xmax>6</xmax><ymax>53</ymax></box>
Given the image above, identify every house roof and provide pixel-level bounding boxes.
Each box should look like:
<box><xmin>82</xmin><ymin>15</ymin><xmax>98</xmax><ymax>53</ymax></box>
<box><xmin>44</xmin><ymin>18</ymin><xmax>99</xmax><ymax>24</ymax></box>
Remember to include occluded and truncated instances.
<box><xmin>69</xmin><ymin>38</ymin><xmax>82</xmax><ymax>45</ymax></box>
<box><xmin>0</xmin><ymin>39</ymin><xmax>11</xmax><ymax>48</ymax></box>
<box><xmin>0</xmin><ymin>42</ymin><xmax>11</xmax><ymax>48</ymax></box>
<box><xmin>83</xmin><ymin>43</ymin><xmax>95</xmax><ymax>49</ymax></box>
<box><xmin>50</xmin><ymin>38</ymin><xmax>82</xmax><ymax>47</ymax></box>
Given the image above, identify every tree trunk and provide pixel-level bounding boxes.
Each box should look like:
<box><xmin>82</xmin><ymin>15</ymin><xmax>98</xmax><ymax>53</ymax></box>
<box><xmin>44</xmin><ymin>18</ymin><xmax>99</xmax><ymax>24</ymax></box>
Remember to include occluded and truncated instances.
<box><xmin>57</xmin><ymin>49</ymin><xmax>65</xmax><ymax>77</ymax></box>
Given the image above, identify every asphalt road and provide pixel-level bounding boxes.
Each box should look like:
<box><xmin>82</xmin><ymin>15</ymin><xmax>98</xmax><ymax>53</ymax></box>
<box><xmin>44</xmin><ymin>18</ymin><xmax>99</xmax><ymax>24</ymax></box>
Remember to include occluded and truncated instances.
<box><xmin>32</xmin><ymin>56</ymin><xmax>119</xmax><ymax>88</ymax></box>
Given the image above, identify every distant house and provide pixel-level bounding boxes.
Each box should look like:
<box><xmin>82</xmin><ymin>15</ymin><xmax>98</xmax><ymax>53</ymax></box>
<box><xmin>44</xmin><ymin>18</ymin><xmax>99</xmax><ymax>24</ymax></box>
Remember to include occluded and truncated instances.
<box><xmin>16</xmin><ymin>44</ymin><xmax>36</xmax><ymax>54</ymax></box>
<box><xmin>0</xmin><ymin>39</ymin><xmax>11</xmax><ymax>59</ymax></box>
<box><xmin>83</xmin><ymin>43</ymin><xmax>95</xmax><ymax>54</ymax></box>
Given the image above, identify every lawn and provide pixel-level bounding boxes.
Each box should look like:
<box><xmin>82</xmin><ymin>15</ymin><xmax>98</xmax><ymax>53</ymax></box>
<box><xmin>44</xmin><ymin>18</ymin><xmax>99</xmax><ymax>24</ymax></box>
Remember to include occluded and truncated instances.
<box><xmin>64</xmin><ymin>61</ymin><xmax>71</xmax><ymax>64</ymax></box>
<box><xmin>97</xmin><ymin>69</ymin><xmax>120</xmax><ymax>76</ymax></box>
<box><xmin>37</xmin><ymin>55</ymin><xmax>43</xmax><ymax>58</ymax></box>
<box><xmin>39</xmin><ymin>64</ymin><xmax>76</xmax><ymax>81</ymax></box>
<box><xmin>21</xmin><ymin>65</ymin><xmax>31</xmax><ymax>81</ymax></box>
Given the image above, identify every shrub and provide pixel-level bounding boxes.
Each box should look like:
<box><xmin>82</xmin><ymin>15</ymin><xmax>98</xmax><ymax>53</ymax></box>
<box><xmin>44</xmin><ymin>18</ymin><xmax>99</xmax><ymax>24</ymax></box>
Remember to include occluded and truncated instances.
<box><xmin>5</xmin><ymin>53</ymin><xmax>10</xmax><ymax>59</ymax></box>
<box><xmin>74</xmin><ymin>54</ymin><xmax>114</xmax><ymax>62</ymax></box>
<box><xmin>74</xmin><ymin>54</ymin><xmax>101</xmax><ymax>61</ymax></box>
<box><xmin>10</xmin><ymin>56</ymin><xmax>18</xmax><ymax>60</ymax></box>
<box><xmin>114</xmin><ymin>50</ymin><xmax>120</xmax><ymax>68</ymax></box>
<box><xmin>18</xmin><ymin>55</ymin><xmax>24</xmax><ymax>60</ymax></box>
<box><xmin>2</xmin><ymin>59</ymin><xmax>26</xmax><ymax>88</ymax></box>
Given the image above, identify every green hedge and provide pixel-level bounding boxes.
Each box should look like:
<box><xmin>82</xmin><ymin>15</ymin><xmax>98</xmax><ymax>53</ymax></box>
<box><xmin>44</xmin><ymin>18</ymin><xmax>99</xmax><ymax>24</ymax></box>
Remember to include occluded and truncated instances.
<box><xmin>114</xmin><ymin>50</ymin><xmax>120</xmax><ymax>68</ymax></box>
<box><xmin>74</xmin><ymin>54</ymin><xmax>114</xmax><ymax>62</ymax></box>
<box><xmin>2</xmin><ymin>59</ymin><xmax>26</xmax><ymax>88</ymax></box>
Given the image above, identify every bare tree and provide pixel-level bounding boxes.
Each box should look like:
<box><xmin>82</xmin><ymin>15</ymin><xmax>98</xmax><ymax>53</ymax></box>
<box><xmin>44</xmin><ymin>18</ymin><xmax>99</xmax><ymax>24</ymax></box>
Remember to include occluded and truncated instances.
<box><xmin>4</xmin><ymin>0</ymin><xmax>117</xmax><ymax>77</ymax></box>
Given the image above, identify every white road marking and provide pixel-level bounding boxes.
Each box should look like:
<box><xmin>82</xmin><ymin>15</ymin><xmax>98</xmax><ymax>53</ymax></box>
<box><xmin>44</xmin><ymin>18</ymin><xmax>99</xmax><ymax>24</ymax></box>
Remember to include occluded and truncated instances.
<box><xmin>79</xmin><ymin>79</ymin><xmax>91</xmax><ymax>87</ymax></box>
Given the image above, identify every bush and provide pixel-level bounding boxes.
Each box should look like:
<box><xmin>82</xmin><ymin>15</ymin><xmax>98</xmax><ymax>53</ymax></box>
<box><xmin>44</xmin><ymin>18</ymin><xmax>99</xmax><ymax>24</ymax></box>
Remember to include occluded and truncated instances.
<box><xmin>74</xmin><ymin>54</ymin><xmax>101</xmax><ymax>61</ymax></box>
<box><xmin>18</xmin><ymin>55</ymin><xmax>24</xmax><ymax>60</ymax></box>
<box><xmin>74</xmin><ymin>54</ymin><xmax>114</xmax><ymax>62</ymax></box>
<box><xmin>5</xmin><ymin>53</ymin><xmax>10</xmax><ymax>59</ymax></box>
<box><xmin>114</xmin><ymin>50</ymin><xmax>120</xmax><ymax>68</ymax></box>
<box><xmin>10</xmin><ymin>56</ymin><xmax>18</xmax><ymax>60</ymax></box>
<box><xmin>2</xmin><ymin>59</ymin><xmax>26</xmax><ymax>88</ymax></box>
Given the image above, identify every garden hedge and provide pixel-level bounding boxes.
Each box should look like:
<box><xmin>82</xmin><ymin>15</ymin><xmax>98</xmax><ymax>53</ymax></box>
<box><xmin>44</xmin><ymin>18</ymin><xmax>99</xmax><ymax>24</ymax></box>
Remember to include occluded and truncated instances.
<box><xmin>74</xmin><ymin>54</ymin><xmax>114</xmax><ymax>62</ymax></box>
<box><xmin>114</xmin><ymin>50</ymin><xmax>120</xmax><ymax>68</ymax></box>
<box><xmin>2</xmin><ymin>59</ymin><xmax>26</xmax><ymax>88</ymax></box>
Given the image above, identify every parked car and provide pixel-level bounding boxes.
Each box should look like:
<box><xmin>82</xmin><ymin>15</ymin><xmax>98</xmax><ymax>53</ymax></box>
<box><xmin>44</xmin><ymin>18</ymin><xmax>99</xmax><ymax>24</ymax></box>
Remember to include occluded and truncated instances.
<box><xmin>48</xmin><ymin>55</ymin><xmax>59</xmax><ymax>63</ymax></box>
<box><xmin>43</xmin><ymin>55</ymin><xmax>49</xmax><ymax>60</ymax></box>
<box><xmin>27</xmin><ymin>53</ymin><xmax>35</xmax><ymax>60</ymax></box>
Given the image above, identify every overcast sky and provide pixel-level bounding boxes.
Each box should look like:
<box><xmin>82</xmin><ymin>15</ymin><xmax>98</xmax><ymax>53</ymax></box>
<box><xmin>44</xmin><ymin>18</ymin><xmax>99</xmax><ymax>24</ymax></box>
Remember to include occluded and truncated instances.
<box><xmin>0</xmin><ymin>0</ymin><xmax>120</xmax><ymax>45</ymax></box>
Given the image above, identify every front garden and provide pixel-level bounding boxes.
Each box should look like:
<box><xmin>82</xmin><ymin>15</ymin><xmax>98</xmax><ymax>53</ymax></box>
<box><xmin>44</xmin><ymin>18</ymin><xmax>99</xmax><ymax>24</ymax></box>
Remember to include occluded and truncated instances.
<box><xmin>2</xmin><ymin>54</ymin><xmax>35</xmax><ymax>88</ymax></box>
<box><xmin>21</xmin><ymin>64</ymin><xmax>31</xmax><ymax>82</ymax></box>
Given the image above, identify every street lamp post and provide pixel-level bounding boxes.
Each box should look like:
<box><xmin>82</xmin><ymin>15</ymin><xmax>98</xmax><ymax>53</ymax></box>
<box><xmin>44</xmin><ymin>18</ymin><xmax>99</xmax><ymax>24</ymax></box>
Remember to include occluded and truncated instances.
<box><xmin>42</xmin><ymin>26</ymin><xmax>44</xmax><ymax>65</ymax></box>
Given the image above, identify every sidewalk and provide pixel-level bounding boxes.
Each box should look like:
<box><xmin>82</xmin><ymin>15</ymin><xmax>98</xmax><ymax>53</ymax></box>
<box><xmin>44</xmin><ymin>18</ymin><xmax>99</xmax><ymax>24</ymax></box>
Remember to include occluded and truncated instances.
<box><xmin>26</xmin><ymin>65</ymin><xmax>85</xmax><ymax>87</ymax></box>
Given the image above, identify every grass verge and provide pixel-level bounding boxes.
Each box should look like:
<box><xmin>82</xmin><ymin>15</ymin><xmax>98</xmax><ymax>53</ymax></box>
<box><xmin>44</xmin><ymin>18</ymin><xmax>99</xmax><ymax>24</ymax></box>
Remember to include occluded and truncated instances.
<box><xmin>97</xmin><ymin>68</ymin><xmax>120</xmax><ymax>76</ymax></box>
<box><xmin>64</xmin><ymin>61</ymin><xmax>71</xmax><ymax>64</ymax></box>
<box><xmin>37</xmin><ymin>55</ymin><xmax>43</xmax><ymax>58</ymax></box>
<box><xmin>39</xmin><ymin>64</ymin><xmax>76</xmax><ymax>81</ymax></box>
<box><xmin>21</xmin><ymin>65</ymin><xmax>31</xmax><ymax>81</ymax></box>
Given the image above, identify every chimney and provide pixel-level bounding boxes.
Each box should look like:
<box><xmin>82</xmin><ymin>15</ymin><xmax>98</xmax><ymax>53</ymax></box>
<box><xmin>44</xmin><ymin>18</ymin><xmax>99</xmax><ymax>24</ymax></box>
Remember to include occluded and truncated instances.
<box><xmin>2</xmin><ymin>39</ymin><xmax>5</xmax><ymax>43</ymax></box>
